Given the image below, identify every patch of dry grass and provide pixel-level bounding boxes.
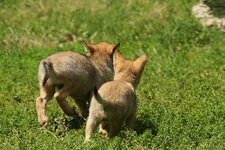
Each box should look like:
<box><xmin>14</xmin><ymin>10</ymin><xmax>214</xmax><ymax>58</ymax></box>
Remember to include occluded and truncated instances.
<box><xmin>0</xmin><ymin>0</ymin><xmax>108</xmax><ymax>50</ymax></box>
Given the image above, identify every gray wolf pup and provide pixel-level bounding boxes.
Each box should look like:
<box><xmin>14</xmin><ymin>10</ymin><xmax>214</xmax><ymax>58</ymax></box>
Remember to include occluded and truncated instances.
<box><xmin>85</xmin><ymin>50</ymin><xmax>147</xmax><ymax>141</ymax></box>
<box><xmin>36</xmin><ymin>41</ymin><xmax>120</xmax><ymax>128</ymax></box>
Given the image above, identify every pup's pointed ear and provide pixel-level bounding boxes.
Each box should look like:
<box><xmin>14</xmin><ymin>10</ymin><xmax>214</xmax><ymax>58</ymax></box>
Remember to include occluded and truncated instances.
<box><xmin>112</xmin><ymin>43</ymin><xmax>120</xmax><ymax>55</ymax></box>
<box><xmin>113</xmin><ymin>50</ymin><xmax>124</xmax><ymax>64</ymax></box>
<box><xmin>81</xmin><ymin>40</ymin><xmax>94</xmax><ymax>53</ymax></box>
<box><xmin>135</xmin><ymin>54</ymin><xmax>147</xmax><ymax>71</ymax></box>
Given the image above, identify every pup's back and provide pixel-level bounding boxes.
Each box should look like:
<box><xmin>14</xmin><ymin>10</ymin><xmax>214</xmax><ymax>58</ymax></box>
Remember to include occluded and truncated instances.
<box><xmin>90</xmin><ymin>80</ymin><xmax>136</xmax><ymax>122</ymax></box>
<box><xmin>39</xmin><ymin>51</ymin><xmax>96</xmax><ymax>98</ymax></box>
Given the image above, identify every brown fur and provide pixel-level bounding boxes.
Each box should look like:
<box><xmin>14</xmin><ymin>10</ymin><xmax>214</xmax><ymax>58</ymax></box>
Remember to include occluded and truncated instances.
<box><xmin>85</xmin><ymin>51</ymin><xmax>147</xmax><ymax>141</ymax></box>
<box><xmin>36</xmin><ymin>41</ymin><xmax>120</xmax><ymax>128</ymax></box>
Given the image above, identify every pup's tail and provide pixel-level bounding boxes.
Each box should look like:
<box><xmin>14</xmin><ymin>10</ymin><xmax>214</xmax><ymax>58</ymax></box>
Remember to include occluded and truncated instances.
<box><xmin>41</xmin><ymin>60</ymin><xmax>50</xmax><ymax>86</ymax></box>
<box><xmin>94</xmin><ymin>86</ymin><xmax>108</xmax><ymax>106</ymax></box>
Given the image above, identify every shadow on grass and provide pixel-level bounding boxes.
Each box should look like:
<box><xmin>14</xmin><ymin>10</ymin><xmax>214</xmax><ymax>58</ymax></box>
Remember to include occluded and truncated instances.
<box><xmin>135</xmin><ymin>119</ymin><xmax>158</xmax><ymax>136</ymax></box>
<box><xmin>49</xmin><ymin>112</ymin><xmax>85</xmax><ymax>133</ymax></box>
<box><xmin>65</xmin><ymin>113</ymin><xmax>85</xmax><ymax>130</ymax></box>
<box><xmin>43</xmin><ymin>113</ymin><xmax>85</xmax><ymax>138</ymax></box>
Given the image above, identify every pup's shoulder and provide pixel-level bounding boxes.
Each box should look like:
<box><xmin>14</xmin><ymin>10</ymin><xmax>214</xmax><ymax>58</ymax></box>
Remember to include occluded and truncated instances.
<box><xmin>99</xmin><ymin>80</ymin><xmax>135</xmax><ymax>97</ymax></box>
<box><xmin>45</xmin><ymin>51</ymin><xmax>90</xmax><ymax>65</ymax></box>
<box><xmin>101</xmin><ymin>80</ymin><xmax>132</xmax><ymax>89</ymax></box>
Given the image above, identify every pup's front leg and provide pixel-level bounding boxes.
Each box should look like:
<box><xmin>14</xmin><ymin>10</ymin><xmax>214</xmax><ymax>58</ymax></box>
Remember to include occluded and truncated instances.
<box><xmin>74</xmin><ymin>98</ymin><xmax>89</xmax><ymax>118</ymax></box>
<box><xmin>54</xmin><ymin>84</ymin><xmax>75</xmax><ymax>116</ymax></box>
<box><xmin>55</xmin><ymin>92</ymin><xmax>75</xmax><ymax>116</ymax></box>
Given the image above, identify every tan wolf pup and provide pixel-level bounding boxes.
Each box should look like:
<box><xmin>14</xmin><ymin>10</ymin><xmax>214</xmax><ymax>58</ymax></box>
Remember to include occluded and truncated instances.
<box><xmin>36</xmin><ymin>41</ymin><xmax>120</xmax><ymax>128</ymax></box>
<box><xmin>85</xmin><ymin>50</ymin><xmax>147</xmax><ymax>141</ymax></box>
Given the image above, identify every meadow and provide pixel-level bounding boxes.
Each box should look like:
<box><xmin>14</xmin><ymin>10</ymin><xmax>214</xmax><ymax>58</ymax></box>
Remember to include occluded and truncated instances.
<box><xmin>0</xmin><ymin>0</ymin><xmax>224</xmax><ymax>149</ymax></box>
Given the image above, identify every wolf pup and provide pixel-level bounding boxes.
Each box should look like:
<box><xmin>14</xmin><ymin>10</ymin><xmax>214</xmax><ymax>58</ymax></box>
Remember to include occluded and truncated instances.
<box><xmin>85</xmin><ymin>50</ymin><xmax>147</xmax><ymax>141</ymax></box>
<box><xmin>36</xmin><ymin>41</ymin><xmax>120</xmax><ymax>128</ymax></box>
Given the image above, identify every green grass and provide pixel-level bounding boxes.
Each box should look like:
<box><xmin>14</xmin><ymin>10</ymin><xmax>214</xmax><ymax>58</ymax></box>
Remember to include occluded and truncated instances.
<box><xmin>0</xmin><ymin>0</ymin><xmax>225</xmax><ymax>149</ymax></box>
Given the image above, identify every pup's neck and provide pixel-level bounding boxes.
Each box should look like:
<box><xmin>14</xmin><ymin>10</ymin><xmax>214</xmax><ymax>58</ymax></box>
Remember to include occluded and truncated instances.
<box><xmin>114</xmin><ymin>72</ymin><xmax>139</xmax><ymax>90</ymax></box>
<box><xmin>90</xmin><ymin>56</ymin><xmax>114</xmax><ymax>87</ymax></box>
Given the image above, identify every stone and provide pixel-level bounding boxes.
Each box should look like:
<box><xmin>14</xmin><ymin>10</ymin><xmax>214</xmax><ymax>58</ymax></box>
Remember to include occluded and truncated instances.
<box><xmin>192</xmin><ymin>0</ymin><xmax>225</xmax><ymax>31</ymax></box>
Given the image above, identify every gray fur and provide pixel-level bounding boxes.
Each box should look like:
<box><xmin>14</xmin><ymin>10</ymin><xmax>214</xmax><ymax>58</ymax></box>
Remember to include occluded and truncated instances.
<box><xmin>36</xmin><ymin>42</ymin><xmax>120</xmax><ymax>129</ymax></box>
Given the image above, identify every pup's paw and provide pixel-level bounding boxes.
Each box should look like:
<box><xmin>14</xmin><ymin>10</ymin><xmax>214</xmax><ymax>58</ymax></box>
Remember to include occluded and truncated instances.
<box><xmin>39</xmin><ymin>117</ymin><xmax>49</xmax><ymax>129</ymax></box>
<box><xmin>99</xmin><ymin>128</ymin><xmax>108</xmax><ymax>135</ymax></box>
<box><xmin>84</xmin><ymin>139</ymin><xmax>90</xmax><ymax>143</ymax></box>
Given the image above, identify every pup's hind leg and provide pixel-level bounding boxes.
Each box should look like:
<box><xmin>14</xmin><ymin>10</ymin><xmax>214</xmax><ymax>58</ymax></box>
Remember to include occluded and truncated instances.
<box><xmin>36</xmin><ymin>84</ymin><xmax>55</xmax><ymax>129</ymax></box>
<box><xmin>125</xmin><ymin>113</ymin><xmax>136</xmax><ymax>131</ymax></box>
<box><xmin>108</xmin><ymin>121</ymin><xmax>123</xmax><ymax>138</ymax></box>
<box><xmin>55</xmin><ymin>84</ymin><xmax>75</xmax><ymax>116</ymax></box>
<box><xmin>85</xmin><ymin>114</ymin><xmax>102</xmax><ymax>142</ymax></box>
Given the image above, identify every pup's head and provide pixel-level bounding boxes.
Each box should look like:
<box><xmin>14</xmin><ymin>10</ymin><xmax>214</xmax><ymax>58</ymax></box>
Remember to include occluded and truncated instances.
<box><xmin>81</xmin><ymin>41</ymin><xmax>120</xmax><ymax>83</ymax></box>
<box><xmin>113</xmin><ymin>50</ymin><xmax>147</xmax><ymax>89</ymax></box>
<box><xmin>81</xmin><ymin>41</ymin><xmax>120</xmax><ymax>58</ymax></box>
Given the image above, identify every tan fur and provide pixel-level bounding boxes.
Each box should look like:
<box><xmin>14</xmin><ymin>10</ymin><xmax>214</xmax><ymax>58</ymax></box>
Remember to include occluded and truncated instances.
<box><xmin>85</xmin><ymin>51</ymin><xmax>147</xmax><ymax>141</ymax></box>
<box><xmin>36</xmin><ymin>41</ymin><xmax>120</xmax><ymax>128</ymax></box>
